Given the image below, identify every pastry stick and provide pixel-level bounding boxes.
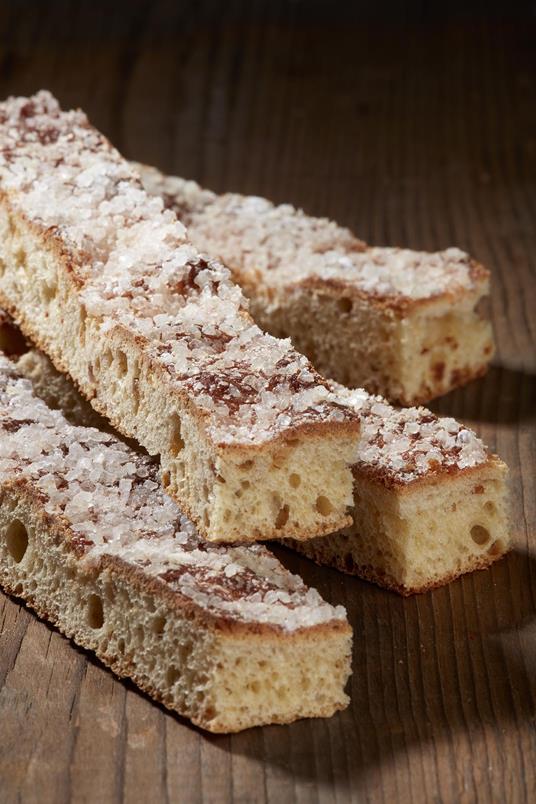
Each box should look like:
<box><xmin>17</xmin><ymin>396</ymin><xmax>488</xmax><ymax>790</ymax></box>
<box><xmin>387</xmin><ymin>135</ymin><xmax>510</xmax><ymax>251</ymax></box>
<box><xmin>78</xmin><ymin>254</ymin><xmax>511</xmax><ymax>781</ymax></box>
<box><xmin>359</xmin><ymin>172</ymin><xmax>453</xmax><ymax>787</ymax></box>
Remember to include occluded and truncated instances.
<box><xmin>287</xmin><ymin>387</ymin><xmax>510</xmax><ymax>594</ymax></box>
<box><xmin>137</xmin><ymin>165</ymin><xmax>494</xmax><ymax>406</ymax></box>
<box><xmin>0</xmin><ymin>354</ymin><xmax>352</xmax><ymax>732</ymax></box>
<box><xmin>0</xmin><ymin>91</ymin><xmax>360</xmax><ymax>544</ymax></box>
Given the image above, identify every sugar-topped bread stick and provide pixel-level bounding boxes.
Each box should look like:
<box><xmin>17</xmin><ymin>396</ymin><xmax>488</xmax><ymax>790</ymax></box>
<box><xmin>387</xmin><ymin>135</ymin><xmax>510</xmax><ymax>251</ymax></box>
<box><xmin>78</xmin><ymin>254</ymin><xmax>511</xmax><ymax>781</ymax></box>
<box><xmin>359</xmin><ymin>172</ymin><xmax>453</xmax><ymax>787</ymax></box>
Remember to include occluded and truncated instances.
<box><xmin>137</xmin><ymin>164</ymin><xmax>494</xmax><ymax>406</ymax></box>
<box><xmin>0</xmin><ymin>91</ymin><xmax>360</xmax><ymax>544</ymax></box>
<box><xmin>0</xmin><ymin>354</ymin><xmax>352</xmax><ymax>732</ymax></box>
<box><xmin>287</xmin><ymin>387</ymin><xmax>509</xmax><ymax>594</ymax></box>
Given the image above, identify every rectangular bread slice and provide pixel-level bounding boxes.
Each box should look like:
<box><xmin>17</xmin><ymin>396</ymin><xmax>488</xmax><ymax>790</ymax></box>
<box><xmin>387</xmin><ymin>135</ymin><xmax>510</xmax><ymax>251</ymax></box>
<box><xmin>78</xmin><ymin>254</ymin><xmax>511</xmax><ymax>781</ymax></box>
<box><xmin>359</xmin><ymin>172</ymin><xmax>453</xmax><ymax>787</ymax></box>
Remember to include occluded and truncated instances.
<box><xmin>0</xmin><ymin>91</ymin><xmax>360</xmax><ymax>544</ymax></box>
<box><xmin>0</xmin><ymin>354</ymin><xmax>352</xmax><ymax>732</ymax></box>
<box><xmin>137</xmin><ymin>164</ymin><xmax>494</xmax><ymax>406</ymax></box>
<box><xmin>14</xmin><ymin>344</ymin><xmax>510</xmax><ymax>596</ymax></box>
<box><xmin>286</xmin><ymin>388</ymin><xmax>510</xmax><ymax>595</ymax></box>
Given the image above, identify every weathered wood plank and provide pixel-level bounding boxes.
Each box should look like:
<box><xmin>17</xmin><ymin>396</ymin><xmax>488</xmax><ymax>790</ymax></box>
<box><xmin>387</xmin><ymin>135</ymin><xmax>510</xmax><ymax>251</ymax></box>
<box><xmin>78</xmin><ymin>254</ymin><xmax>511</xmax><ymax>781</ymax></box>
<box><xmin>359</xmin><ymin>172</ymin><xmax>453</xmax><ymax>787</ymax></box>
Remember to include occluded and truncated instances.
<box><xmin>0</xmin><ymin>3</ymin><xmax>534</xmax><ymax>802</ymax></box>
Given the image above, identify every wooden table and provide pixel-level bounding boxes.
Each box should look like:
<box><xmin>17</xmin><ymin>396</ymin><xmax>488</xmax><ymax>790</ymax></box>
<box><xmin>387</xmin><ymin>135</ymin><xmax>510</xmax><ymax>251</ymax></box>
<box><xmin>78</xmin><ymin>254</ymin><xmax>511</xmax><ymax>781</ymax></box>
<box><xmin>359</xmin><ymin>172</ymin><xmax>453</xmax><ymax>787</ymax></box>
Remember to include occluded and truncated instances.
<box><xmin>0</xmin><ymin>4</ymin><xmax>534</xmax><ymax>802</ymax></box>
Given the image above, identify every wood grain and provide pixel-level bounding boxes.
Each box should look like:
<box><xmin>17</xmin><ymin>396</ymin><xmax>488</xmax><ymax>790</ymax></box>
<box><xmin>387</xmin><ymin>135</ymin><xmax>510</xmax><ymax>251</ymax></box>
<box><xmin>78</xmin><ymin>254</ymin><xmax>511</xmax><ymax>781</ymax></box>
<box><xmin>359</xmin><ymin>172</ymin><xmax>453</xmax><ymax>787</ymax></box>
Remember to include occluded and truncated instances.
<box><xmin>0</xmin><ymin>3</ymin><xmax>534</xmax><ymax>802</ymax></box>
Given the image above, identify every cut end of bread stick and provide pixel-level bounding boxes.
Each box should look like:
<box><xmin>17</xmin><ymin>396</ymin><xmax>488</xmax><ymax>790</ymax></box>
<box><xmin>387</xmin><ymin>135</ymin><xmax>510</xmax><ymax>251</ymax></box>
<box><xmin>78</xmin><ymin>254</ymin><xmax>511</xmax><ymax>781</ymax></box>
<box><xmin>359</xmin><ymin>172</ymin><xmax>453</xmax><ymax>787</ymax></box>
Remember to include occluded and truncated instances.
<box><xmin>0</xmin><ymin>91</ymin><xmax>360</xmax><ymax>543</ymax></box>
<box><xmin>288</xmin><ymin>457</ymin><xmax>509</xmax><ymax>595</ymax></box>
<box><xmin>285</xmin><ymin>388</ymin><xmax>510</xmax><ymax>594</ymax></box>
<box><xmin>136</xmin><ymin>163</ymin><xmax>495</xmax><ymax>406</ymax></box>
<box><xmin>0</xmin><ymin>354</ymin><xmax>352</xmax><ymax>732</ymax></box>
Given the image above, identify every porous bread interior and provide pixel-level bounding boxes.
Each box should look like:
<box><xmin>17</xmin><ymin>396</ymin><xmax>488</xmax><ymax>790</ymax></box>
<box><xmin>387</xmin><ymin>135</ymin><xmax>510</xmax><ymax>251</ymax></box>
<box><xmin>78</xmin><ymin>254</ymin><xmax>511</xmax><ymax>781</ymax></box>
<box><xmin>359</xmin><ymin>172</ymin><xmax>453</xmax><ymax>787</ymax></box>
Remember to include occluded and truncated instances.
<box><xmin>397</xmin><ymin>295</ymin><xmax>494</xmax><ymax>405</ymax></box>
<box><xmin>0</xmin><ymin>201</ymin><xmax>357</xmax><ymax>543</ymax></box>
<box><xmin>0</xmin><ymin>483</ymin><xmax>352</xmax><ymax>732</ymax></box>
<box><xmin>251</xmin><ymin>284</ymin><xmax>494</xmax><ymax>407</ymax></box>
<box><xmin>287</xmin><ymin>457</ymin><xmax>509</xmax><ymax>594</ymax></box>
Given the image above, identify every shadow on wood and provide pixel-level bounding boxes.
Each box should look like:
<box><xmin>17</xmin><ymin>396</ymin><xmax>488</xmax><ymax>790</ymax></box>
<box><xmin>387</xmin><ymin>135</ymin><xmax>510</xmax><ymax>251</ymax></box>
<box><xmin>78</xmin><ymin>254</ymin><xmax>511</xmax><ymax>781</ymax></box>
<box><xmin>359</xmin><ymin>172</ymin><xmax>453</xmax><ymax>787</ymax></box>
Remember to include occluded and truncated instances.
<box><xmin>0</xmin><ymin>544</ymin><xmax>534</xmax><ymax>796</ymax></box>
<box><xmin>430</xmin><ymin>363</ymin><xmax>536</xmax><ymax>426</ymax></box>
<box><xmin>221</xmin><ymin>546</ymin><xmax>536</xmax><ymax>786</ymax></box>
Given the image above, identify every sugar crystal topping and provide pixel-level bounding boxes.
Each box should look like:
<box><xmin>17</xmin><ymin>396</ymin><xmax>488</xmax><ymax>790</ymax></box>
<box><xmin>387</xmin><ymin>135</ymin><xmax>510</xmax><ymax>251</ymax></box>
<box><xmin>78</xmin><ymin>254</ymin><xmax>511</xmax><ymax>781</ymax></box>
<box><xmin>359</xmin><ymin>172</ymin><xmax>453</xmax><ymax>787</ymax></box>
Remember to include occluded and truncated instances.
<box><xmin>138</xmin><ymin>166</ymin><xmax>485</xmax><ymax>304</ymax></box>
<box><xmin>338</xmin><ymin>385</ymin><xmax>488</xmax><ymax>484</ymax></box>
<box><xmin>0</xmin><ymin>92</ymin><xmax>357</xmax><ymax>445</ymax></box>
<box><xmin>0</xmin><ymin>355</ymin><xmax>346</xmax><ymax>630</ymax></box>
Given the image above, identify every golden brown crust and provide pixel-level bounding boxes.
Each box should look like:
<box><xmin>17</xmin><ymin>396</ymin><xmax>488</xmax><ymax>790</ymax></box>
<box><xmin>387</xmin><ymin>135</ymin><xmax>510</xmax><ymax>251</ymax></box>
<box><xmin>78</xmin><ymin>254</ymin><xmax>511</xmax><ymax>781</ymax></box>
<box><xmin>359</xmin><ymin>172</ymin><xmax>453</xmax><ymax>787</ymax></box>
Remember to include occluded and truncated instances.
<box><xmin>309</xmin><ymin>547</ymin><xmax>509</xmax><ymax>597</ymax></box>
<box><xmin>192</xmin><ymin>238</ymin><xmax>489</xmax><ymax>319</ymax></box>
<box><xmin>355</xmin><ymin>453</ymin><xmax>504</xmax><ymax>493</ymax></box>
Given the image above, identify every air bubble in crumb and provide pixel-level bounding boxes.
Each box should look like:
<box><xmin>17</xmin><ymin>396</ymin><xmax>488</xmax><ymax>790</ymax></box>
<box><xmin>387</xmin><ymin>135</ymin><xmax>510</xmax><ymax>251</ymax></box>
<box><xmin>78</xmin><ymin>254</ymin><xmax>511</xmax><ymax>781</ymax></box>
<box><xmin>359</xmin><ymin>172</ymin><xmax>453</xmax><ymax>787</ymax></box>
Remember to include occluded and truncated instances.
<box><xmin>470</xmin><ymin>525</ymin><xmax>490</xmax><ymax>546</ymax></box>
<box><xmin>152</xmin><ymin>615</ymin><xmax>166</xmax><ymax>635</ymax></box>
<box><xmin>316</xmin><ymin>496</ymin><xmax>333</xmax><ymax>516</ymax></box>
<box><xmin>169</xmin><ymin>414</ymin><xmax>184</xmax><ymax>456</ymax></box>
<box><xmin>117</xmin><ymin>350</ymin><xmax>128</xmax><ymax>377</ymax></box>
<box><xmin>275</xmin><ymin>505</ymin><xmax>289</xmax><ymax>529</ymax></box>
<box><xmin>5</xmin><ymin>519</ymin><xmax>28</xmax><ymax>563</ymax></box>
<box><xmin>87</xmin><ymin>594</ymin><xmax>104</xmax><ymax>629</ymax></box>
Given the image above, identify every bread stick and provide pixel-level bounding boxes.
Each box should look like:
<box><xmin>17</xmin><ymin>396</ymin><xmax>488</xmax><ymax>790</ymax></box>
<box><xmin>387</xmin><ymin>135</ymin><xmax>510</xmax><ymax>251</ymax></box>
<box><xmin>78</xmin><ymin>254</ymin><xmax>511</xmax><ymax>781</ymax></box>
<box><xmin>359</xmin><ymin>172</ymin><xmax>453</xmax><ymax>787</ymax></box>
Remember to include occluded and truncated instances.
<box><xmin>137</xmin><ymin>165</ymin><xmax>494</xmax><ymax>406</ymax></box>
<box><xmin>286</xmin><ymin>387</ymin><xmax>510</xmax><ymax>594</ymax></box>
<box><xmin>0</xmin><ymin>91</ymin><xmax>360</xmax><ymax>544</ymax></box>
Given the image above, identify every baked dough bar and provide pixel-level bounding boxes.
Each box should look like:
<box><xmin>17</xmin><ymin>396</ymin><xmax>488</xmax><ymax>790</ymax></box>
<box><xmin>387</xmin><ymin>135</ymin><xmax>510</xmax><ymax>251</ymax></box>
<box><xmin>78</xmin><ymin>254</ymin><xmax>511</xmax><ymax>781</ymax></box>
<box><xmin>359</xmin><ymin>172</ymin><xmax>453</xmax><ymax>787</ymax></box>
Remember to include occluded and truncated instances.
<box><xmin>0</xmin><ymin>91</ymin><xmax>360</xmax><ymax>544</ymax></box>
<box><xmin>286</xmin><ymin>387</ymin><xmax>510</xmax><ymax>594</ymax></box>
<box><xmin>0</xmin><ymin>354</ymin><xmax>352</xmax><ymax>732</ymax></box>
<box><xmin>15</xmin><ymin>346</ymin><xmax>510</xmax><ymax>596</ymax></box>
<box><xmin>137</xmin><ymin>165</ymin><xmax>494</xmax><ymax>406</ymax></box>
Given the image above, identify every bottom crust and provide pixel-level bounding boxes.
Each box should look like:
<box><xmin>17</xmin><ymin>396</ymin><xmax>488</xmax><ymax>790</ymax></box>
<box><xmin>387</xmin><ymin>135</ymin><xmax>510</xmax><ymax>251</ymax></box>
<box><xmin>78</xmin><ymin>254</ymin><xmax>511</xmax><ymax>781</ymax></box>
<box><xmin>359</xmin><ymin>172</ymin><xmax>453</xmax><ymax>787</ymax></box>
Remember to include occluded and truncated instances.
<box><xmin>297</xmin><ymin>546</ymin><xmax>509</xmax><ymax>596</ymax></box>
